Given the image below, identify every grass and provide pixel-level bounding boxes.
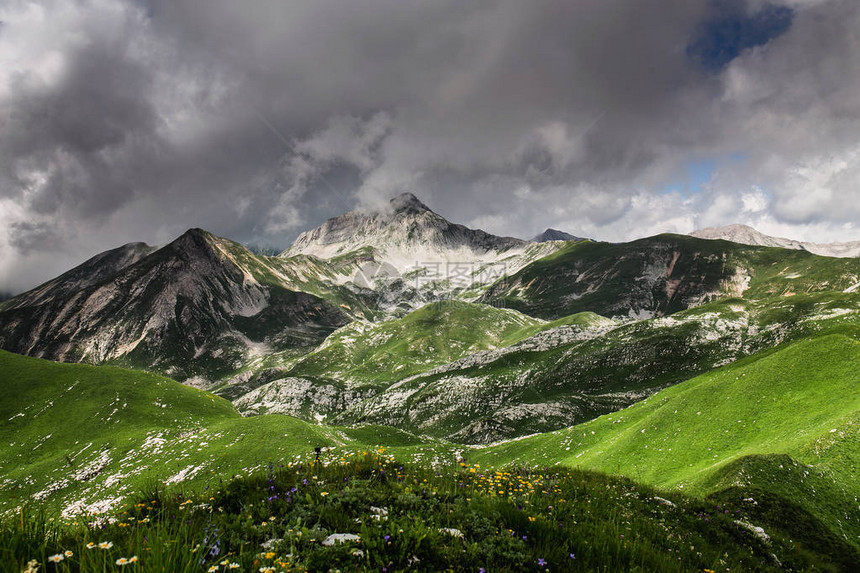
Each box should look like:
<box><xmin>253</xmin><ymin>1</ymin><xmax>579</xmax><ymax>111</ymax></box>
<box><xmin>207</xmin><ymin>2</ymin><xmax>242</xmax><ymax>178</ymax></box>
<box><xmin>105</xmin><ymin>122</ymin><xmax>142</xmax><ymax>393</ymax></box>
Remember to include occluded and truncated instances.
<box><xmin>287</xmin><ymin>301</ymin><xmax>606</xmax><ymax>385</ymax></box>
<box><xmin>0</xmin><ymin>350</ymin><xmax>455</xmax><ymax>518</ymax></box>
<box><xmin>5</xmin><ymin>450</ymin><xmax>855</xmax><ymax>572</ymax></box>
<box><xmin>334</xmin><ymin>290</ymin><xmax>860</xmax><ymax>443</ymax></box>
<box><xmin>475</xmin><ymin>334</ymin><xmax>860</xmax><ymax>549</ymax></box>
<box><xmin>3</xmin><ymin>333</ymin><xmax>860</xmax><ymax>570</ymax></box>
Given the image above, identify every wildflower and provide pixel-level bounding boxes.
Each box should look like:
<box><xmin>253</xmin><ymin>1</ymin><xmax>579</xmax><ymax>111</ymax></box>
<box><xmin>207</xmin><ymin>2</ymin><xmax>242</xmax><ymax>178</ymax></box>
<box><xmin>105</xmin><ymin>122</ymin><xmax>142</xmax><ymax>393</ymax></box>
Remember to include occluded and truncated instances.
<box><xmin>64</xmin><ymin>551</ymin><xmax>73</xmax><ymax>558</ymax></box>
<box><xmin>47</xmin><ymin>555</ymin><xmax>64</xmax><ymax>563</ymax></box>
<box><xmin>129</xmin><ymin>557</ymin><xmax>138</xmax><ymax>563</ymax></box>
<box><xmin>86</xmin><ymin>542</ymin><xmax>96</xmax><ymax>549</ymax></box>
<box><xmin>538</xmin><ymin>558</ymin><xmax>547</xmax><ymax>566</ymax></box>
<box><xmin>320</xmin><ymin>491</ymin><xmax>328</xmax><ymax>497</ymax></box>
<box><xmin>99</xmin><ymin>541</ymin><xmax>114</xmax><ymax>549</ymax></box>
<box><xmin>570</xmin><ymin>553</ymin><xmax>576</xmax><ymax>559</ymax></box>
<box><xmin>228</xmin><ymin>564</ymin><xmax>241</xmax><ymax>570</ymax></box>
<box><xmin>208</xmin><ymin>567</ymin><xmax>218</xmax><ymax>573</ymax></box>
<box><xmin>22</xmin><ymin>559</ymin><xmax>40</xmax><ymax>573</ymax></box>
<box><xmin>115</xmin><ymin>557</ymin><xmax>130</xmax><ymax>566</ymax></box>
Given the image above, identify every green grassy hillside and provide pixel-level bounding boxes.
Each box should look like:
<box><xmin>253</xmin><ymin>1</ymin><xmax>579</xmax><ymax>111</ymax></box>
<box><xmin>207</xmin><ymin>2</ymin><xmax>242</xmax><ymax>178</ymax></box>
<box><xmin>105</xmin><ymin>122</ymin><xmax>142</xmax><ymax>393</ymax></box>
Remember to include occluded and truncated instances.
<box><xmin>286</xmin><ymin>301</ymin><xmax>601</xmax><ymax>386</ymax></box>
<box><xmin>0</xmin><ymin>351</ymin><xmax>450</xmax><ymax>517</ymax></box>
<box><xmin>476</xmin><ymin>334</ymin><xmax>860</xmax><ymax>548</ymax></box>
<box><xmin>3</xmin><ymin>343</ymin><xmax>860</xmax><ymax>570</ymax></box>
<box><xmin>335</xmin><ymin>291</ymin><xmax>860</xmax><ymax>443</ymax></box>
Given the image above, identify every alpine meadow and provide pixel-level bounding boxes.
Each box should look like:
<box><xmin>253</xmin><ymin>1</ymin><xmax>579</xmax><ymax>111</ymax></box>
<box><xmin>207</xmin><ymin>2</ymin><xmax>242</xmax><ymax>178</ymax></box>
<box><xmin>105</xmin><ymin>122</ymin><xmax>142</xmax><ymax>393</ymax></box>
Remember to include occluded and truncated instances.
<box><xmin>2</xmin><ymin>1</ymin><xmax>860</xmax><ymax>572</ymax></box>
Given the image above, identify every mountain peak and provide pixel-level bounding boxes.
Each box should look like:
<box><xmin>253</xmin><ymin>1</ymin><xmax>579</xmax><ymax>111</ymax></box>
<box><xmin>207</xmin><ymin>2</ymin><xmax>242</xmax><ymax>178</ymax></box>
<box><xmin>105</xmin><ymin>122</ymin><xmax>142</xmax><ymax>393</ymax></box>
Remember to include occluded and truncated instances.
<box><xmin>532</xmin><ymin>228</ymin><xmax>584</xmax><ymax>243</ymax></box>
<box><xmin>283</xmin><ymin>193</ymin><xmax>533</xmax><ymax>271</ymax></box>
<box><xmin>180</xmin><ymin>227</ymin><xmax>213</xmax><ymax>240</ymax></box>
<box><xmin>389</xmin><ymin>192</ymin><xmax>432</xmax><ymax>214</ymax></box>
<box><xmin>164</xmin><ymin>228</ymin><xmax>223</xmax><ymax>260</ymax></box>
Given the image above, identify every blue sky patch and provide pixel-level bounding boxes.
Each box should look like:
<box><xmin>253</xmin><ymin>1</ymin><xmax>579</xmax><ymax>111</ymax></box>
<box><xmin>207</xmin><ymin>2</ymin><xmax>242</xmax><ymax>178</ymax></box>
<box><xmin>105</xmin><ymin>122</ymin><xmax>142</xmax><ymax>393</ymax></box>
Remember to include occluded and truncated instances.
<box><xmin>660</xmin><ymin>159</ymin><xmax>716</xmax><ymax>196</ymax></box>
<box><xmin>659</xmin><ymin>153</ymin><xmax>749</xmax><ymax>196</ymax></box>
<box><xmin>687</xmin><ymin>1</ymin><xmax>794</xmax><ymax>71</ymax></box>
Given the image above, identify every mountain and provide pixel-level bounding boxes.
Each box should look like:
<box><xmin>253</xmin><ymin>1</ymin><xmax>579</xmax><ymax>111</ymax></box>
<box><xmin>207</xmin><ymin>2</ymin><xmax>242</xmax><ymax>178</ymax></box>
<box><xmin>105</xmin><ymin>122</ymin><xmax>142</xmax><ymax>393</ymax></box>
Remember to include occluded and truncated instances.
<box><xmin>532</xmin><ymin>228</ymin><xmax>584</xmax><ymax>242</ymax></box>
<box><xmin>692</xmin><ymin>223</ymin><xmax>860</xmax><ymax>258</ymax></box>
<box><xmin>5</xmin><ymin>197</ymin><xmax>860</xmax><ymax>570</ymax></box>
<box><xmin>480</xmin><ymin>233</ymin><xmax>860</xmax><ymax>320</ymax></box>
<box><xmin>285</xmin><ymin>192</ymin><xmax>527</xmax><ymax>266</ymax></box>
<box><xmin>282</xmin><ymin>193</ymin><xmax>563</xmax><ymax>306</ymax></box>
<box><xmin>0</xmin><ymin>228</ymin><xmax>349</xmax><ymax>386</ymax></box>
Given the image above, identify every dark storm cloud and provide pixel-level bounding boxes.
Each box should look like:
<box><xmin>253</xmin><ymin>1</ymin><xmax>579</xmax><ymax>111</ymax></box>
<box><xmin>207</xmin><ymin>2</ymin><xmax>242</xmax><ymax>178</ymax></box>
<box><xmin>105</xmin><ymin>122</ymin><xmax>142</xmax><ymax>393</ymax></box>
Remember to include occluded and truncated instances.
<box><xmin>0</xmin><ymin>0</ymin><xmax>858</xmax><ymax>294</ymax></box>
<box><xmin>8</xmin><ymin>221</ymin><xmax>60</xmax><ymax>254</ymax></box>
<box><xmin>2</xmin><ymin>37</ymin><xmax>158</xmax><ymax>216</ymax></box>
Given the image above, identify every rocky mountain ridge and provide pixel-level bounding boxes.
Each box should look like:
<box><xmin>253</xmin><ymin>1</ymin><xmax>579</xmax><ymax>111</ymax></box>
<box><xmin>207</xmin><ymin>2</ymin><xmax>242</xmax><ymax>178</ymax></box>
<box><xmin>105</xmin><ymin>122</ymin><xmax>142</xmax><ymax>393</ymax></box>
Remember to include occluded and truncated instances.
<box><xmin>0</xmin><ymin>228</ymin><xmax>348</xmax><ymax>385</ymax></box>
<box><xmin>691</xmin><ymin>223</ymin><xmax>860</xmax><ymax>258</ymax></box>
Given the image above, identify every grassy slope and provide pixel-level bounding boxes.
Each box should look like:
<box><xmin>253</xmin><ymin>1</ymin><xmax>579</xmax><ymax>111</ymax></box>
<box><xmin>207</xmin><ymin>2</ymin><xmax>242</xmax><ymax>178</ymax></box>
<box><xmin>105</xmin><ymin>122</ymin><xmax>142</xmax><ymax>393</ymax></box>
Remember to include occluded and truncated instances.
<box><xmin>476</xmin><ymin>334</ymin><xmax>860</xmax><ymax>546</ymax></box>
<box><xmin>8</xmin><ymin>455</ymin><xmax>856</xmax><ymax>573</ymax></box>
<box><xmin>286</xmin><ymin>301</ymin><xmax>599</xmax><ymax>386</ymax></box>
<box><xmin>336</xmin><ymin>290</ymin><xmax>860</xmax><ymax>442</ymax></box>
<box><xmin>214</xmin><ymin>238</ymin><xmax>381</xmax><ymax>321</ymax></box>
<box><xmin>0</xmin><ymin>351</ymin><xmax>450</xmax><ymax>516</ymax></box>
<box><xmin>3</xmin><ymin>343</ymin><xmax>859</xmax><ymax>569</ymax></box>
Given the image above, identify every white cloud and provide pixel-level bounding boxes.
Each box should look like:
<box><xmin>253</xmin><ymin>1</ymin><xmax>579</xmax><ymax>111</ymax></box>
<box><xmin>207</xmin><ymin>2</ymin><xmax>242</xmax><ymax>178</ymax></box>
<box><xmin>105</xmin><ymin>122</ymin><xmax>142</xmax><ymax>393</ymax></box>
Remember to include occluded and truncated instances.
<box><xmin>741</xmin><ymin>187</ymin><xmax>768</xmax><ymax>213</ymax></box>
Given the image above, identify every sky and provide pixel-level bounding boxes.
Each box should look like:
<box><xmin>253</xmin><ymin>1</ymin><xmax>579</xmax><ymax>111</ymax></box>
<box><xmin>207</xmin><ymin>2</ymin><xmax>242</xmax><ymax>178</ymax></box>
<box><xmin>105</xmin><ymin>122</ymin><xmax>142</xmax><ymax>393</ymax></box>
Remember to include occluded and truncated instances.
<box><xmin>1</xmin><ymin>0</ymin><xmax>859</xmax><ymax>294</ymax></box>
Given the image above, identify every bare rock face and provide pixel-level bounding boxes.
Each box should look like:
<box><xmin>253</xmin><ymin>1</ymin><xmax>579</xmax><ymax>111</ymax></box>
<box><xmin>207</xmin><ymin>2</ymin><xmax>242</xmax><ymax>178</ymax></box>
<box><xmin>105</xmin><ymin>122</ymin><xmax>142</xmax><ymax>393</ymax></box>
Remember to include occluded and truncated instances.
<box><xmin>285</xmin><ymin>193</ymin><xmax>535</xmax><ymax>273</ymax></box>
<box><xmin>691</xmin><ymin>224</ymin><xmax>860</xmax><ymax>258</ymax></box>
<box><xmin>0</xmin><ymin>228</ymin><xmax>348</xmax><ymax>382</ymax></box>
<box><xmin>282</xmin><ymin>193</ymin><xmax>564</xmax><ymax>313</ymax></box>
